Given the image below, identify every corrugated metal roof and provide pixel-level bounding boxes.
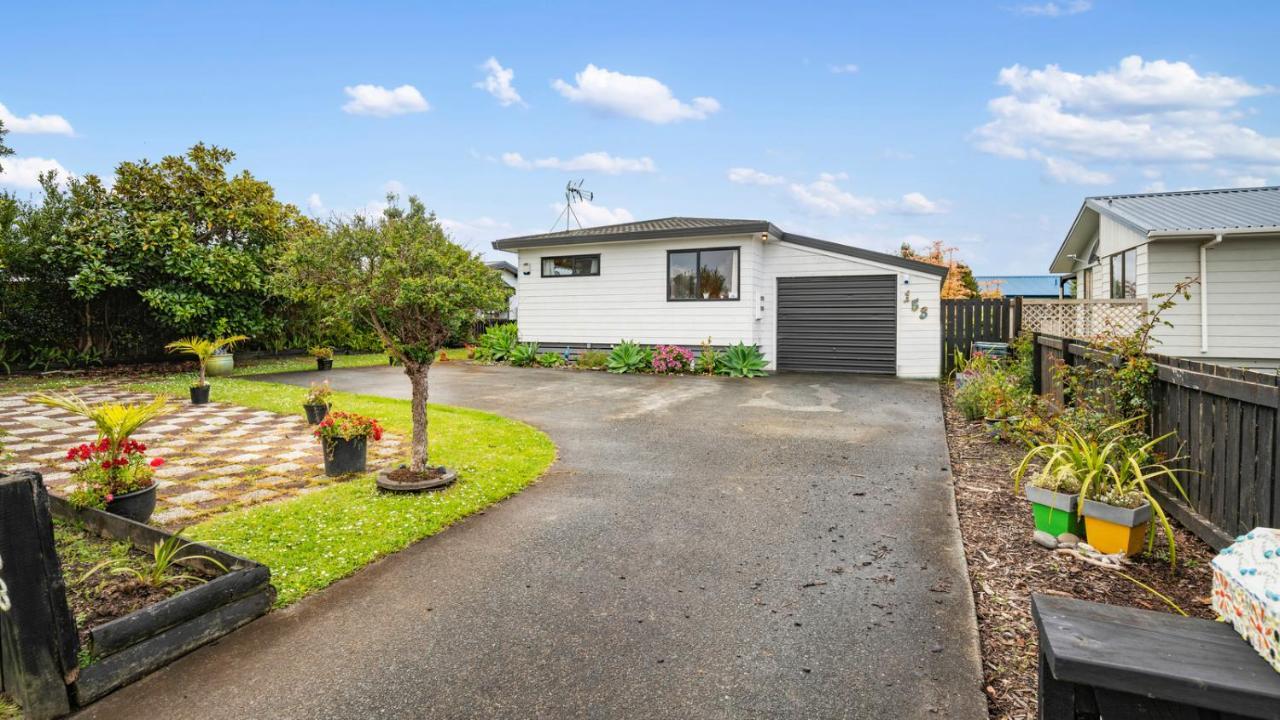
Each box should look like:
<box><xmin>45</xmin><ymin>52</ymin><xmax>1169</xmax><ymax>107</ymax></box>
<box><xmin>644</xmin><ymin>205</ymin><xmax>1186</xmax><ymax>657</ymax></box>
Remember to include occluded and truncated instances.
<box><xmin>974</xmin><ymin>275</ymin><xmax>1061</xmax><ymax>297</ymax></box>
<box><xmin>1086</xmin><ymin>185</ymin><xmax>1280</xmax><ymax>233</ymax></box>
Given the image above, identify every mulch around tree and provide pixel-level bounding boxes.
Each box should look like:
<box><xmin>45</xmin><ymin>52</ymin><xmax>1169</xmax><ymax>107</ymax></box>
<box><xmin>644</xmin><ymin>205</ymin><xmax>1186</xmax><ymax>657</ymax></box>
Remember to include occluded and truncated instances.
<box><xmin>941</xmin><ymin>388</ymin><xmax>1217</xmax><ymax>719</ymax></box>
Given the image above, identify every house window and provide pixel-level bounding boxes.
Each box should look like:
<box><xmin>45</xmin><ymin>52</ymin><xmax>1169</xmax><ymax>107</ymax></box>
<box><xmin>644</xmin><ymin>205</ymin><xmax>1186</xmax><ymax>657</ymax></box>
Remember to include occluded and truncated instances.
<box><xmin>1109</xmin><ymin>248</ymin><xmax>1136</xmax><ymax>299</ymax></box>
<box><xmin>541</xmin><ymin>254</ymin><xmax>600</xmax><ymax>277</ymax></box>
<box><xmin>667</xmin><ymin>248</ymin><xmax>739</xmax><ymax>301</ymax></box>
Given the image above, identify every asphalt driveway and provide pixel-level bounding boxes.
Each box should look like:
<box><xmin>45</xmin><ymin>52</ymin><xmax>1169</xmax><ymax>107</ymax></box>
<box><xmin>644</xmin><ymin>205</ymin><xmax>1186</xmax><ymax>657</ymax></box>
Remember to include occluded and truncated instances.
<box><xmin>79</xmin><ymin>364</ymin><xmax>985</xmax><ymax>719</ymax></box>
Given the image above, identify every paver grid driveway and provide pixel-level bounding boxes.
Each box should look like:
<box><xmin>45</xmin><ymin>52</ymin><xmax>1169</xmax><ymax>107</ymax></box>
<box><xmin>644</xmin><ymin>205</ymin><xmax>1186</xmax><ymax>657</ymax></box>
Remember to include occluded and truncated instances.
<box><xmin>0</xmin><ymin>386</ymin><xmax>403</xmax><ymax>526</ymax></box>
<box><xmin>77</xmin><ymin>364</ymin><xmax>987</xmax><ymax>719</ymax></box>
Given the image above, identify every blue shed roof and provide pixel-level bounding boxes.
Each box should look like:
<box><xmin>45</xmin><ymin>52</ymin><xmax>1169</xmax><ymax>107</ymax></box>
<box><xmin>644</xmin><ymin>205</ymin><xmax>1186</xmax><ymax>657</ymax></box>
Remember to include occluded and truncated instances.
<box><xmin>974</xmin><ymin>275</ymin><xmax>1061</xmax><ymax>297</ymax></box>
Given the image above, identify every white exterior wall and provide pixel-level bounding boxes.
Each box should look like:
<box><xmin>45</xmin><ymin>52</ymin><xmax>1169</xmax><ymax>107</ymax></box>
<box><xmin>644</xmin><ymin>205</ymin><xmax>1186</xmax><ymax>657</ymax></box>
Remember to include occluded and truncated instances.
<box><xmin>513</xmin><ymin>233</ymin><xmax>943</xmax><ymax>377</ymax></box>
<box><xmin>499</xmin><ymin>269</ymin><xmax>518</xmax><ymax>318</ymax></box>
<box><xmin>1147</xmin><ymin>237</ymin><xmax>1280</xmax><ymax>368</ymax></box>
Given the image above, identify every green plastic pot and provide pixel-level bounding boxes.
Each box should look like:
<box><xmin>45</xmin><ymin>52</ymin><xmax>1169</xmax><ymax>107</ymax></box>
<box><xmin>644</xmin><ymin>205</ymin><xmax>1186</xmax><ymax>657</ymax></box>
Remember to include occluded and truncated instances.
<box><xmin>1024</xmin><ymin>485</ymin><xmax>1083</xmax><ymax>537</ymax></box>
<box><xmin>206</xmin><ymin>353</ymin><xmax>235</xmax><ymax>377</ymax></box>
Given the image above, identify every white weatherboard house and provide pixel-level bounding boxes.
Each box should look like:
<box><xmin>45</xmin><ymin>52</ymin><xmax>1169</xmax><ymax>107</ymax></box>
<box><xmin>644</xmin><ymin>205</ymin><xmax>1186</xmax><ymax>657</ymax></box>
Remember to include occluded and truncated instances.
<box><xmin>491</xmin><ymin>217</ymin><xmax>947</xmax><ymax>377</ymax></box>
<box><xmin>485</xmin><ymin>260</ymin><xmax>518</xmax><ymax>319</ymax></box>
<box><xmin>1050</xmin><ymin>186</ymin><xmax>1280</xmax><ymax>369</ymax></box>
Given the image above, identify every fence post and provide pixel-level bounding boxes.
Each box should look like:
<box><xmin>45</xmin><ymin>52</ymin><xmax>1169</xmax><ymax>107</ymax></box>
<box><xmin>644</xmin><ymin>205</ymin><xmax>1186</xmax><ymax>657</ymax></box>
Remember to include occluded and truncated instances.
<box><xmin>0</xmin><ymin>471</ymin><xmax>79</xmax><ymax>719</ymax></box>
<box><xmin>1031</xmin><ymin>333</ymin><xmax>1043</xmax><ymax>395</ymax></box>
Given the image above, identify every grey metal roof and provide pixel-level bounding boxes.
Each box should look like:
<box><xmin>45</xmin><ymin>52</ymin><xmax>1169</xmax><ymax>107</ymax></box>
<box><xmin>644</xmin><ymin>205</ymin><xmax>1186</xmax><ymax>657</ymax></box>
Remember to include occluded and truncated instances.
<box><xmin>485</xmin><ymin>260</ymin><xmax>517</xmax><ymax>275</ymax></box>
<box><xmin>1085</xmin><ymin>185</ymin><xmax>1280</xmax><ymax>234</ymax></box>
<box><xmin>491</xmin><ymin>216</ymin><xmax>948</xmax><ymax>277</ymax></box>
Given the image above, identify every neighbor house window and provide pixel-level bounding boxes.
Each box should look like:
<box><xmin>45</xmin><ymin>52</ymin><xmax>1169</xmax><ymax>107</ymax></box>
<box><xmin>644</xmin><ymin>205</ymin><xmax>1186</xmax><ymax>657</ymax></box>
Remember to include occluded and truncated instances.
<box><xmin>541</xmin><ymin>254</ymin><xmax>600</xmax><ymax>277</ymax></box>
<box><xmin>667</xmin><ymin>248</ymin><xmax>739</xmax><ymax>301</ymax></box>
<box><xmin>1109</xmin><ymin>248</ymin><xmax>1136</xmax><ymax>299</ymax></box>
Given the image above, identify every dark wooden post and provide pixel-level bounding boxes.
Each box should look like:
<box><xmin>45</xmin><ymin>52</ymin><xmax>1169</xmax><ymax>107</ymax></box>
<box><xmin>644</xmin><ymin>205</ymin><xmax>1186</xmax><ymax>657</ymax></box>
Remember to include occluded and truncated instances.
<box><xmin>1031</xmin><ymin>332</ymin><xmax>1043</xmax><ymax>396</ymax></box>
<box><xmin>0</xmin><ymin>471</ymin><xmax>80</xmax><ymax>719</ymax></box>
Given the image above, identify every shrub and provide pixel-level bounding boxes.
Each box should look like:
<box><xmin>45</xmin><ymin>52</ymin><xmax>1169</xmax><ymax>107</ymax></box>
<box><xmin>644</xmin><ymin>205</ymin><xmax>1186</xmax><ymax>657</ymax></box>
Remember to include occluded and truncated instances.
<box><xmin>606</xmin><ymin>340</ymin><xmax>649</xmax><ymax>374</ymax></box>
<box><xmin>716</xmin><ymin>342</ymin><xmax>767</xmax><ymax>378</ymax></box>
<box><xmin>476</xmin><ymin>323</ymin><xmax>519</xmax><ymax>362</ymax></box>
<box><xmin>576</xmin><ymin>350</ymin><xmax>609</xmax><ymax>369</ymax></box>
<box><xmin>695</xmin><ymin>338</ymin><xmax>719</xmax><ymax>375</ymax></box>
<box><xmin>309</xmin><ymin>346</ymin><xmax>335</xmax><ymax>360</ymax></box>
<box><xmin>652</xmin><ymin>344</ymin><xmax>694</xmax><ymax>374</ymax></box>
<box><xmin>510</xmin><ymin>342</ymin><xmax>539</xmax><ymax>367</ymax></box>
<box><xmin>536</xmin><ymin>352</ymin><xmax>565</xmax><ymax>368</ymax></box>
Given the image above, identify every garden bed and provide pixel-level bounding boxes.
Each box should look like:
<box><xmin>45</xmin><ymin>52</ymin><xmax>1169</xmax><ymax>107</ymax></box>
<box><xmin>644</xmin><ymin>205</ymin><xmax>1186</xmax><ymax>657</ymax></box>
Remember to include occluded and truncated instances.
<box><xmin>942</xmin><ymin>388</ymin><xmax>1217</xmax><ymax>719</ymax></box>
<box><xmin>55</xmin><ymin>519</ymin><xmax>212</xmax><ymax>648</ymax></box>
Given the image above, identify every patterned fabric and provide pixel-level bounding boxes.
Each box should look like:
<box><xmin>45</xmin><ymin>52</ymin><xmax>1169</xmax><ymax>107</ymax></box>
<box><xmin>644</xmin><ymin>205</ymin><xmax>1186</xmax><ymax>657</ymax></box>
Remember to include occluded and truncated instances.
<box><xmin>0</xmin><ymin>387</ymin><xmax>403</xmax><ymax>527</ymax></box>
<box><xmin>1211</xmin><ymin>527</ymin><xmax>1280</xmax><ymax>673</ymax></box>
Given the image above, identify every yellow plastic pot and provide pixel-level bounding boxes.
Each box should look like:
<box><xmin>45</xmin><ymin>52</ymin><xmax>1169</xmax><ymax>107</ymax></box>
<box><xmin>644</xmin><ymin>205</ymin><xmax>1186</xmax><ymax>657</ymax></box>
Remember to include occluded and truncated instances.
<box><xmin>1081</xmin><ymin>499</ymin><xmax>1151</xmax><ymax>557</ymax></box>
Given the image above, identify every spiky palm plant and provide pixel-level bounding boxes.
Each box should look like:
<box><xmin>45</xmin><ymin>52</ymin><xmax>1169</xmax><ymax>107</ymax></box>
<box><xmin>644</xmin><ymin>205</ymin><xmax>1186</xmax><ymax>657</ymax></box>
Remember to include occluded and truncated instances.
<box><xmin>164</xmin><ymin>335</ymin><xmax>248</xmax><ymax>386</ymax></box>
<box><xmin>28</xmin><ymin>392</ymin><xmax>173</xmax><ymax>459</ymax></box>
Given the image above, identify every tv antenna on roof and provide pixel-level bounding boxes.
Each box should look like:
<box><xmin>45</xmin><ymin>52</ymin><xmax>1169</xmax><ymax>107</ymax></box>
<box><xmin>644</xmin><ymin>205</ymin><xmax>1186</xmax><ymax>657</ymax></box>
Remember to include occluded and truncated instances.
<box><xmin>550</xmin><ymin>179</ymin><xmax>593</xmax><ymax>232</ymax></box>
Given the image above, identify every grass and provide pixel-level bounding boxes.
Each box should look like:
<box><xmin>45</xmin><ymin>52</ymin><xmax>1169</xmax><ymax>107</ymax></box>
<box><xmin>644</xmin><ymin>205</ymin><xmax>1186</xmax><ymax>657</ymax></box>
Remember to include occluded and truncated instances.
<box><xmin>126</xmin><ymin>374</ymin><xmax>556</xmax><ymax>606</ymax></box>
<box><xmin>0</xmin><ymin>695</ymin><xmax>18</xmax><ymax>720</ymax></box>
<box><xmin>230</xmin><ymin>352</ymin><xmax>388</xmax><ymax>376</ymax></box>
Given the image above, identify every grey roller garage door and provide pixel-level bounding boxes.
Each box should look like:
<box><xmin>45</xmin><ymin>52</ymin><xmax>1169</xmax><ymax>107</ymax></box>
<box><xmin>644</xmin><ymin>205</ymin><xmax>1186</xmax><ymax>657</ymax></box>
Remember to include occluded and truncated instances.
<box><xmin>776</xmin><ymin>275</ymin><xmax>896</xmax><ymax>374</ymax></box>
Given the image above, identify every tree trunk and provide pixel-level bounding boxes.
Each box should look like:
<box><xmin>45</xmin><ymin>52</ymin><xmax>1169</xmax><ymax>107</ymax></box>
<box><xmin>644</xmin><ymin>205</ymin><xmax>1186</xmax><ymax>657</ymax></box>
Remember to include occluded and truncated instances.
<box><xmin>406</xmin><ymin>363</ymin><xmax>430</xmax><ymax>472</ymax></box>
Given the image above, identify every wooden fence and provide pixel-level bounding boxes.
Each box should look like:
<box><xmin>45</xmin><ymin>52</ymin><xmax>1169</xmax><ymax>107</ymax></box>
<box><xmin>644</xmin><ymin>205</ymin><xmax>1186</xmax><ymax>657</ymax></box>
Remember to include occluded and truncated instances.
<box><xmin>941</xmin><ymin>297</ymin><xmax>1022</xmax><ymax>376</ymax></box>
<box><xmin>1033</xmin><ymin>334</ymin><xmax>1280</xmax><ymax>547</ymax></box>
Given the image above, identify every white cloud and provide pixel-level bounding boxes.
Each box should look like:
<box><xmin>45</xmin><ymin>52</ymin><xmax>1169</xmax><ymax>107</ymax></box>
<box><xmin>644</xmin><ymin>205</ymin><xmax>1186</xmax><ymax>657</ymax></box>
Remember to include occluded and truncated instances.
<box><xmin>0</xmin><ymin>102</ymin><xmax>74</xmax><ymax>135</ymax></box>
<box><xmin>551</xmin><ymin>64</ymin><xmax>720</xmax><ymax>124</ymax></box>
<box><xmin>829</xmin><ymin>64</ymin><xmax>859</xmax><ymax>75</ymax></box>
<box><xmin>896</xmin><ymin>192</ymin><xmax>947</xmax><ymax>215</ymax></box>
<box><xmin>383</xmin><ymin>179</ymin><xmax>406</xmax><ymax>195</ymax></box>
<box><xmin>0</xmin><ymin>156</ymin><xmax>73</xmax><ymax>189</ymax></box>
<box><xmin>1231</xmin><ymin>175</ymin><xmax>1268</xmax><ymax>187</ymax></box>
<box><xmin>306</xmin><ymin>193</ymin><xmax>325</xmax><ymax>213</ymax></box>
<box><xmin>440</xmin><ymin>216</ymin><xmax>514</xmax><ymax>250</ymax></box>
<box><xmin>551</xmin><ymin>199</ymin><xmax>634</xmax><ymax>227</ymax></box>
<box><xmin>341</xmin><ymin>84</ymin><xmax>430</xmax><ymax>117</ymax></box>
<box><xmin>502</xmin><ymin>151</ymin><xmax>656</xmax><ymax>174</ymax></box>
<box><xmin>788</xmin><ymin>176</ymin><xmax>880</xmax><ymax>216</ymax></box>
<box><xmin>1013</xmin><ymin>1</ymin><xmax>1092</xmax><ymax>17</ymax></box>
<box><xmin>727</xmin><ymin>167</ymin><xmax>785</xmax><ymax>186</ymax></box>
<box><xmin>973</xmin><ymin>55</ymin><xmax>1280</xmax><ymax>183</ymax></box>
<box><xmin>475</xmin><ymin>57</ymin><xmax>525</xmax><ymax>107</ymax></box>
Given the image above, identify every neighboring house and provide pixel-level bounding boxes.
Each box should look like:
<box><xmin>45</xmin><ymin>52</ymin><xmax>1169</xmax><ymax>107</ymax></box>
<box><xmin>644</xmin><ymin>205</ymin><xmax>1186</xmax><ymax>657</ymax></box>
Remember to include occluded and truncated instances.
<box><xmin>485</xmin><ymin>260</ymin><xmax>518</xmax><ymax>320</ymax></box>
<box><xmin>974</xmin><ymin>275</ymin><xmax>1063</xmax><ymax>298</ymax></box>
<box><xmin>491</xmin><ymin>217</ymin><xmax>946</xmax><ymax>377</ymax></box>
<box><xmin>1050</xmin><ymin>186</ymin><xmax>1280</xmax><ymax>369</ymax></box>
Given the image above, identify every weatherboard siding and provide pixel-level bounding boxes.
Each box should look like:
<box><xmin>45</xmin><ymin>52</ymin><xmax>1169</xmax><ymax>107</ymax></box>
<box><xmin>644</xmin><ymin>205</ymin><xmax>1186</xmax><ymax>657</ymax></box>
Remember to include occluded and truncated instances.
<box><xmin>513</xmin><ymin>234</ymin><xmax>942</xmax><ymax>377</ymax></box>
<box><xmin>1146</xmin><ymin>237</ymin><xmax>1280</xmax><ymax>366</ymax></box>
<box><xmin>1097</xmin><ymin>213</ymin><xmax>1147</xmax><ymax>257</ymax></box>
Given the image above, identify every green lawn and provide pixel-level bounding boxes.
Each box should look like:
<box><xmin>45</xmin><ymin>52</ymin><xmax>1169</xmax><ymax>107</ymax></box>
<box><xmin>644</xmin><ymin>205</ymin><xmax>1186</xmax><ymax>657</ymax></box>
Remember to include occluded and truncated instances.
<box><xmin>230</xmin><ymin>352</ymin><xmax>388</xmax><ymax>376</ymax></box>
<box><xmin>124</xmin><ymin>373</ymin><xmax>555</xmax><ymax>606</ymax></box>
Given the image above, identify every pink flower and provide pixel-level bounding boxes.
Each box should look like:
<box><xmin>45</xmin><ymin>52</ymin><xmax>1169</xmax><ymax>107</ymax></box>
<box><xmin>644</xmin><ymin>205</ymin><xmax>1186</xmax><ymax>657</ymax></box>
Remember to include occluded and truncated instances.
<box><xmin>105</xmin><ymin>493</ymin><xmax>113</xmax><ymax>502</ymax></box>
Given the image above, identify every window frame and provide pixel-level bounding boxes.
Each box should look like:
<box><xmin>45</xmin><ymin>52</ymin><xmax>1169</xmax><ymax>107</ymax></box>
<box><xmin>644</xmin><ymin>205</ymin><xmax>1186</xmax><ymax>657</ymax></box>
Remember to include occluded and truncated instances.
<box><xmin>665</xmin><ymin>246</ymin><xmax>742</xmax><ymax>302</ymax></box>
<box><xmin>540</xmin><ymin>253</ymin><xmax>601</xmax><ymax>278</ymax></box>
<box><xmin>1108</xmin><ymin>248</ymin><xmax>1137</xmax><ymax>299</ymax></box>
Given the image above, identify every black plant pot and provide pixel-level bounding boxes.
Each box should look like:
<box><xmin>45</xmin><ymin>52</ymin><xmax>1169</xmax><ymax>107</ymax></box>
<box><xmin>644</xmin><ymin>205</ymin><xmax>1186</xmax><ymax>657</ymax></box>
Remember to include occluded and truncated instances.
<box><xmin>190</xmin><ymin>384</ymin><xmax>211</xmax><ymax>404</ymax></box>
<box><xmin>106</xmin><ymin>484</ymin><xmax>158</xmax><ymax>524</ymax></box>
<box><xmin>303</xmin><ymin>403</ymin><xmax>330</xmax><ymax>425</ymax></box>
<box><xmin>322</xmin><ymin>436</ymin><xmax>367</xmax><ymax>476</ymax></box>
<box><xmin>317</xmin><ymin>358</ymin><xmax>333</xmax><ymax>371</ymax></box>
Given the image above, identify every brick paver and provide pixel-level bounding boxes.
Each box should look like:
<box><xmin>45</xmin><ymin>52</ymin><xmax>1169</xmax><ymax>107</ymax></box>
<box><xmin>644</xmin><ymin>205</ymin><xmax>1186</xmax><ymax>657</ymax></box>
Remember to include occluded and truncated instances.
<box><xmin>0</xmin><ymin>386</ymin><xmax>406</xmax><ymax>528</ymax></box>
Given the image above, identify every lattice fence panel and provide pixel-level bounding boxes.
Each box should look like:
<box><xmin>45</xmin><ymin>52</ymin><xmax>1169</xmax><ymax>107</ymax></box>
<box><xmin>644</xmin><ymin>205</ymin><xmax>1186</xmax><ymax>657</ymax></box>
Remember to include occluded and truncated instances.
<box><xmin>1021</xmin><ymin>299</ymin><xmax>1147</xmax><ymax>338</ymax></box>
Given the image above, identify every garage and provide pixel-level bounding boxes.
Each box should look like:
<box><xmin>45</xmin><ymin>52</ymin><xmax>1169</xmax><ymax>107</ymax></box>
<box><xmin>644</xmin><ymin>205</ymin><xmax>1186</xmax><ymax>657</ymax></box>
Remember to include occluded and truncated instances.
<box><xmin>775</xmin><ymin>274</ymin><xmax>897</xmax><ymax>374</ymax></box>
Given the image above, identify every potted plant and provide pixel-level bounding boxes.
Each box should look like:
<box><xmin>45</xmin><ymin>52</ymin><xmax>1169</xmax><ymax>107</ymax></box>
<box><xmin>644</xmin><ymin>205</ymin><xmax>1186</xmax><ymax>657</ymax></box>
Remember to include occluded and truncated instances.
<box><xmin>28</xmin><ymin>392</ymin><xmax>172</xmax><ymax>523</ymax></box>
<box><xmin>1013</xmin><ymin>465</ymin><xmax>1083</xmax><ymax>539</ymax></box>
<box><xmin>314</xmin><ymin>410</ymin><xmax>383</xmax><ymax>476</ymax></box>
<box><xmin>311</xmin><ymin>346</ymin><xmax>335</xmax><ymax>371</ymax></box>
<box><xmin>303</xmin><ymin>381</ymin><xmax>333</xmax><ymax>425</ymax></box>
<box><xmin>206</xmin><ymin>347</ymin><xmax>236</xmax><ymax>377</ymax></box>
<box><xmin>165</xmin><ymin>335</ymin><xmax>249</xmax><ymax>404</ymax></box>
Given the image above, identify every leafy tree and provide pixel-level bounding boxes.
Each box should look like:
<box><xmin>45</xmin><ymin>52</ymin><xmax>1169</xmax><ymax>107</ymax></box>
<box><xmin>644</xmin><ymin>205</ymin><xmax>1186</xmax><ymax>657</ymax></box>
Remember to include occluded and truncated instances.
<box><xmin>277</xmin><ymin>195</ymin><xmax>507</xmax><ymax>472</ymax></box>
<box><xmin>900</xmin><ymin>240</ymin><xmax>980</xmax><ymax>299</ymax></box>
<box><xmin>1</xmin><ymin>144</ymin><xmax>318</xmax><ymax>357</ymax></box>
<box><xmin>0</xmin><ymin>119</ymin><xmax>12</xmax><ymax>173</ymax></box>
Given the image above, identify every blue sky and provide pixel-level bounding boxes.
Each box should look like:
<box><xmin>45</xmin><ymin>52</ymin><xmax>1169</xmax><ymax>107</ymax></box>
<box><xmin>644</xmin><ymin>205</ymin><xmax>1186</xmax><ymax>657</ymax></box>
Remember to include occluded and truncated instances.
<box><xmin>5</xmin><ymin>1</ymin><xmax>1280</xmax><ymax>273</ymax></box>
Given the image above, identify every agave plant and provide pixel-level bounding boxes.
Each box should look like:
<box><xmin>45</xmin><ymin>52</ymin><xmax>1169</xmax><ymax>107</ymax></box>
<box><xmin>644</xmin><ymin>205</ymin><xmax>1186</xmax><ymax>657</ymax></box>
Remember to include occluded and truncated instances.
<box><xmin>28</xmin><ymin>392</ymin><xmax>172</xmax><ymax>459</ymax></box>
<box><xmin>509</xmin><ymin>342</ymin><xmax>540</xmax><ymax>367</ymax></box>
<box><xmin>164</xmin><ymin>335</ymin><xmax>249</xmax><ymax>386</ymax></box>
<box><xmin>716</xmin><ymin>342</ymin><xmax>768</xmax><ymax>378</ymax></box>
<box><xmin>606</xmin><ymin>340</ymin><xmax>649</xmax><ymax>374</ymax></box>
<box><xmin>81</xmin><ymin>529</ymin><xmax>227</xmax><ymax>588</ymax></box>
<box><xmin>1013</xmin><ymin>416</ymin><xmax>1191</xmax><ymax>565</ymax></box>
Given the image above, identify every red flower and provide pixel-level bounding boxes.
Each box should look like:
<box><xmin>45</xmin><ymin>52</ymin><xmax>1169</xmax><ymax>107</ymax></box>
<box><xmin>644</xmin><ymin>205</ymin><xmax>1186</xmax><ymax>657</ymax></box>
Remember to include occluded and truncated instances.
<box><xmin>101</xmin><ymin>460</ymin><xmax>112</xmax><ymax>470</ymax></box>
<box><xmin>150</xmin><ymin>457</ymin><xmax>165</xmax><ymax>468</ymax></box>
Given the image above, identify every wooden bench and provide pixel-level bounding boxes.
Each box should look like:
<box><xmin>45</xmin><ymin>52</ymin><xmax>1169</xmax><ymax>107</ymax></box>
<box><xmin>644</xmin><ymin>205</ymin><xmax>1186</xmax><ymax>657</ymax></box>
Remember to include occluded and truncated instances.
<box><xmin>1033</xmin><ymin>594</ymin><xmax>1280</xmax><ymax>719</ymax></box>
